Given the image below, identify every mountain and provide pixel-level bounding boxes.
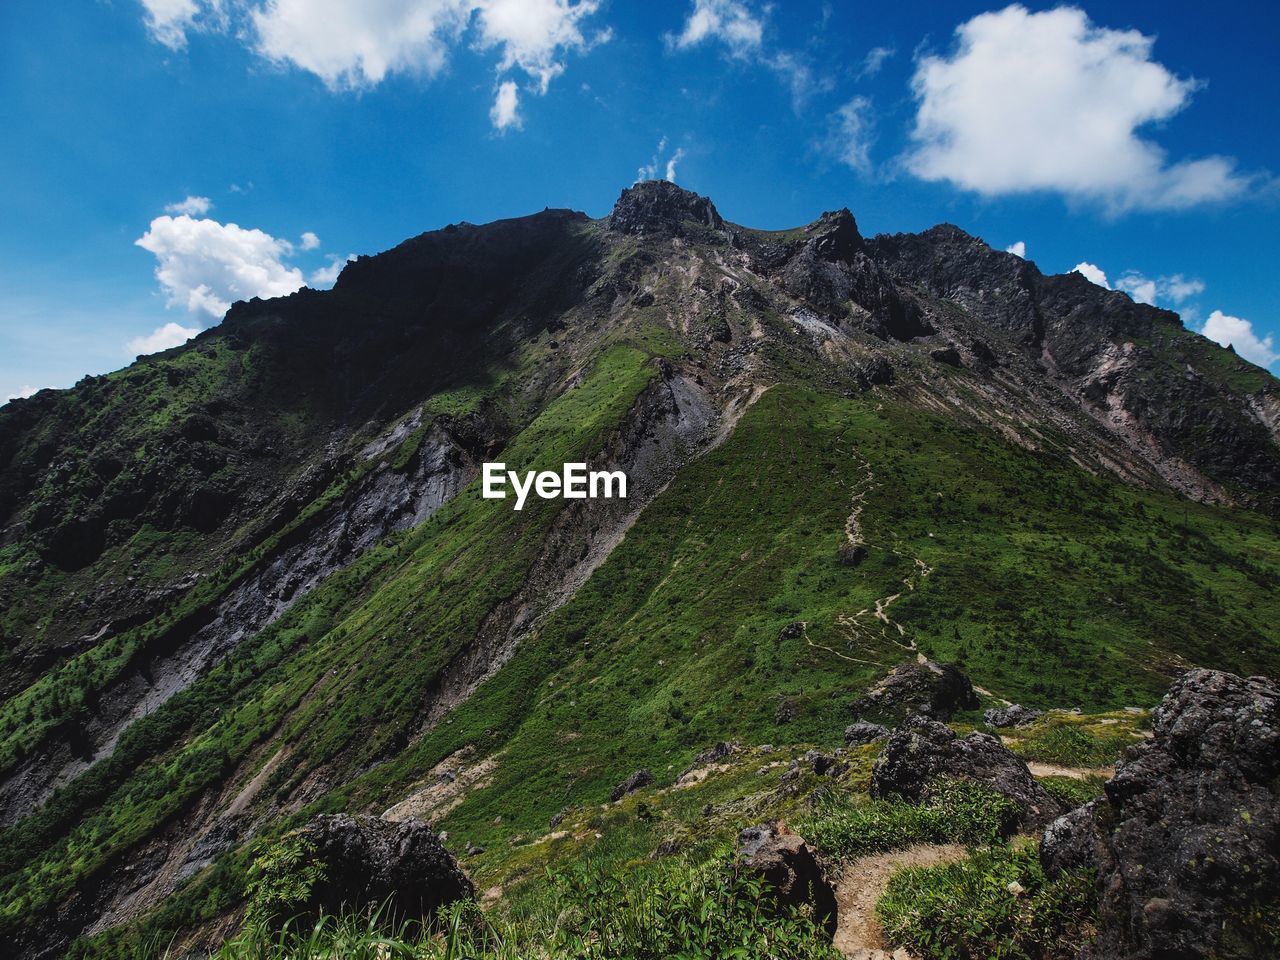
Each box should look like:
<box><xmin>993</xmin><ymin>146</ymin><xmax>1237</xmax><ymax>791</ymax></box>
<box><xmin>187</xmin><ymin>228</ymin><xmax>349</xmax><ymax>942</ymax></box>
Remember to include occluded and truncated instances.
<box><xmin>1</xmin><ymin>181</ymin><xmax>1277</xmax><ymax>958</ymax></box>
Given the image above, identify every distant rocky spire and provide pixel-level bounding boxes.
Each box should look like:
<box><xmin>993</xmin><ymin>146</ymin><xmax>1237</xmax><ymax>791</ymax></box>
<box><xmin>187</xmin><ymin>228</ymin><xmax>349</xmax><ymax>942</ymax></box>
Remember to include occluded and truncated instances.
<box><xmin>607</xmin><ymin>180</ymin><xmax>724</xmax><ymax>236</ymax></box>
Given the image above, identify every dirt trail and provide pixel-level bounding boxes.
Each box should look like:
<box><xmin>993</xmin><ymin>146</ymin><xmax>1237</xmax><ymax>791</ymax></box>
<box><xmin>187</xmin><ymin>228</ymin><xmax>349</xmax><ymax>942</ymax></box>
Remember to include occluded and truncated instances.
<box><xmin>834</xmin><ymin>843</ymin><xmax>968</xmax><ymax>958</ymax></box>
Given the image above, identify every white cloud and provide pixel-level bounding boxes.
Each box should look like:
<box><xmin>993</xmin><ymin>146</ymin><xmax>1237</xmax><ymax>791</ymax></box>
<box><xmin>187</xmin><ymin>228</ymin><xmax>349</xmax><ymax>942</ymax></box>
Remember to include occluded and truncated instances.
<box><xmin>664</xmin><ymin>147</ymin><xmax>687</xmax><ymax>183</ymax></box>
<box><xmin>1114</xmin><ymin>270</ymin><xmax>1206</xmax><ymax>307</ymax></box>
<box><xmin>164</xmin><ymin>195</ymin><xmax>213</xmax><ymax>216</ymax></box>
<box><xmin>906</xmin><ymin>4</ymin><xmax>1255</xmax><ymax>211</ymax></box>
<box><xmin>135</xmin><ymin>214</ymin><xmax>306</xmax><ymax>319</ymax></box>
<box><xmin>140</xmin><ymin>0</ymin><xmax>211</xmax><ymax>50</ymax></box>
<box><xmin>1115</xmin><ymin>272</ymin><xmax>1157</xmax><ymax>306</ymax></box>
<box><xmin>300</xmin><ymin>230</ymin><xmax>321</xmax><ymax>250</ymax></box>
<box><xmin>144</xmin><ymin>1</ymin><xmax>603</xmax><ymax>127</ymax></box>
<box><xmin>857</xmin><ymin>45</ymin><xmax>894</xmax><ymax>80</ymax></box>
<box><xmin>1201</xmin><ymin>310</ymin><xmax>1278</xmax><ymax>368</ymax></box>
<box><xmin>827</xmin><ymin>96</ymin><xmax>875</xmax><ymax>175</ymax></box>
<box><xmin>473</xmin><ymin>0</ymin><xmax>604</xmax><ymax>95</ymax></box>
<box><xmin>1005</xmin><ymin>241</ymin><xmax>1025</xmax><ymax>258</ymax></box>
<box><xmin>6</xmin><ymin>384</ymin><xmax>43</xmax><ymax>401</ymax></box>
<box><xmin>127</xmin><ymin>321</ymin><xmax>201</xmax><ymax>356</ymax></box>
<box><xmin>490</xmin><ymin>80</ymin><xmax>522</xmax><ymax>130</ymax></box>
<box><xmin>309</xmin><ymin>253</ymin><xmax>356</xmax><ymax>287</ymax></box>
<box><xmin>669</xmin><ymin>0</ymin><xmax>763</xmax><ymax>56</ymax></box>
<box><xmin>1072</xmin><ymin>262</ymin><xmax>1110</xmax><ymax>288</ymax></box>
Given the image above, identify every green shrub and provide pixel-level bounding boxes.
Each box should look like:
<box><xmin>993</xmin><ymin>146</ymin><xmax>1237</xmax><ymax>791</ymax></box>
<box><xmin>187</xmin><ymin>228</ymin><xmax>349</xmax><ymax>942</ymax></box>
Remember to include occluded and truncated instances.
<box><xmin>243</xmin><ymin>834</ymin><xmax>324</xmax><ymax>928</ymax></box>
<box><xmin>800</xmin><ymin>779</ymin><xmax>1020</xmax><ymax>860</ymax></box>
<box><xmin>877</xmin><ymin>843</ymin><xmax>1096</xmax><ymax>960</ymax></box>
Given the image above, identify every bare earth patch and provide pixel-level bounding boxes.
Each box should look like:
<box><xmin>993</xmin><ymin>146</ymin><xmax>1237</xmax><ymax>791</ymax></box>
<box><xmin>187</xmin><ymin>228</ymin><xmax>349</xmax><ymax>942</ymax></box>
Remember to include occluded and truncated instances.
<box><xmin>834</xmin><ymin>843</ymin><xmax>968</xmax><ymax>959</ymax></box>
<box><xmin>1027</xmin><ymin>761</ymin><xmax>1114</xmax><ymax>780</ymax></box>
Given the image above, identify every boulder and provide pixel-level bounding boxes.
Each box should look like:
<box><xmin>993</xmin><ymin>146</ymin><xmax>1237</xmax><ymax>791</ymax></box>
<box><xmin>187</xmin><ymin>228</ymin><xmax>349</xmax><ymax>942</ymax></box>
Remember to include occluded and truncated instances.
<box><xmin>287</xmin><ymin>814</ymin><xmax>472</xmax><ymax>927</ymax></box>
<box><xmin>736</xmin><ymin>821</ymin><xmax>837</xmax><ymax>936</ymax></box>
<box><xmin>983</xmin><ymin>704</ymin><xmax>1043</xmax><ymax>728</ymax></box>
<box><xmin>679</xmin><ymin>740</ymin><xmax>739</xmax><ymax>779</ymax></box>
<box><xmin>1040</xmin><ymin>669</ymin><xmax>1280</xmax><ymax>959</ymax></box>
<box><xmin>609</xmin><ymin>768</ymin><xmax>655</xmax><ymax>802</ymax></box>
<box><xmin>871</xmin><ymin>717</ymin><xmax>1062</xmax><ymax>832</ymax></box>
<box><xmin>844</xmin><ymin>721</ymin><xmax>890</xmax><ymax>746</ymax></box>
<box><xmin>850</xmin><ymin>660</ymin><xmax>979</xmax><ymax>725</ymax></box>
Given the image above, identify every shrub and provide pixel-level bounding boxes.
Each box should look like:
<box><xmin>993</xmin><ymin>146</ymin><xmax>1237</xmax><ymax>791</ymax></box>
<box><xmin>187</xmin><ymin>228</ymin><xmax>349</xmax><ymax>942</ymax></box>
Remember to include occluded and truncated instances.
<box><xmin>1013</xmin><ymin>724</ymin><xmax>1131</xmax><ymax>767</ymax></box>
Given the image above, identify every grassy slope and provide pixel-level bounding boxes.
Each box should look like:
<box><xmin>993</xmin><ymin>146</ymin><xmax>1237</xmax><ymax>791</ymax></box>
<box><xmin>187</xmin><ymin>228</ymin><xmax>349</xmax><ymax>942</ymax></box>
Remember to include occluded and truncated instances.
<box><xmin>16</xmin><ymin>375</ymin><xmax>1280</xmax><ymax>956</ymax></box>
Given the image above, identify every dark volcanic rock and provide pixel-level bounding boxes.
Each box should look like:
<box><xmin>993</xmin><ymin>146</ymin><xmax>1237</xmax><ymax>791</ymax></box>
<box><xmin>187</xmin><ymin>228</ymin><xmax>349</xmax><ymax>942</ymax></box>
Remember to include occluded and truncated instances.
<box><xmin>850</xmin><ymin>660</ymin><xmax>980</xmax><ymax>724</ymax></box>
<box><xmin>871</xmin><ymin>717</ymin><xmax>1062</xmax><ymax>832</ymax></box>
<box><xmin>291</xmin><ymin>814</ymin><xmax>472</xmax><ymax>927</ymax></box>
<box><xmin>609</xmin><ymin>768</ymin><xmax>656</xmax><ymax>802</ymax></box>
<box><xmin>736</xmin><ymin>821</ymin><xmax>837</xmax><ymax>937</ymax></box>
<box><xmin>1041</xmin><ymin>669</ymin><xmax>1280</xmax><ymax>960</ymax></box>
<box><xmin>844</xmin><ymin>721</ymin><xmax>890</xmax><ymax>746</ymax></box>
<box><xmin>983</xmin><ymin>704</ymin><xmax>1044</xmax><ymax>728</ymax></box>
<box><xmin>679</xmin><ymin>740</ymin><xmax>739</xmax><ymax>779</ymax></box>
<box><xmin>930</xmin><ymin>345</ymin><xmax>963</xmax><ymax>367</ymax></box>
<box><xmin>607</xmin><ymin>180</ymin><xmax>723</xmax><ymax>237</ymax></box>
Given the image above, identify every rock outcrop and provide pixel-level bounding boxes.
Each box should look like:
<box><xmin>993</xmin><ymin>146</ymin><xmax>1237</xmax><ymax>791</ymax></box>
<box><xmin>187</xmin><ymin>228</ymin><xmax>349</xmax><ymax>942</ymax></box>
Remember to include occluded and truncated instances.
<box><xmin>609</xmin><ymin>768</ymin><xmax>655</xmax><ymax>802</ymax></box>
<box><xmin>736</xmin><ymin>821</ymin><xmax>837</xmax><ymax>937</ymax></box>
<box><xmin>288</xmin><ymin>814</ymin><xmax>473</xmax><ymax>927</ymax></box>
<box><xmin>850</xmin><ymin>661</ymin><xmax>980</xmax><ymax>725</ymax></box>
<box><xmin>1040</xmin><ymin>669</ymin><xmax>1280</xmax><ymax>959</ymax></box>
<box><xmin>871</xmin><ymin>717</ymin><xmax>1062</xmax><ymax>832</ymax></box>
<box><xmin>983</xmin><ymin>704</ymin><xmax>1044</xmax><ymax>728</ymax></box>
<box><xmin>843</xmin><ymin>721</ymin><xmax>889</xmax><ymax>746</ymax></box>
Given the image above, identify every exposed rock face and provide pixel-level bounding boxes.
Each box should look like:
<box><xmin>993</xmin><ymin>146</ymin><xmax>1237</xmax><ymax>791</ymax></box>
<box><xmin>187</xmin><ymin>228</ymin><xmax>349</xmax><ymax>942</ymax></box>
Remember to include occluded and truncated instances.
<box><xmin>736</xmin><ymin>821</ymin><xmax>837</xmax><ymax>937</ymax></box>
<box><xmin>850</xmin><ymin>661</ymin><xmax>980</xmax><ymax>725</ymax></box>
<box><xmin>607</xmin><ymin>180</ymin><xmax>724</xmax><ymax>237</ymax></box>
<box><xmin>679</xmin><ymin>741</ymin><xmax>739</xmax><ymax>779</ymax></box>
<box><xmin>291</xmin><ymin>814</ymin><xmax>473</xmax><ymax>927</ymax></box>
<box><xmin>871</xmin><ymin>718</ymin><xmax>1062</xmax><ymax>832</ymax></box>
<box><xmin>609</xmin><ymin>768</ymin><xmax>655</xmax><ymax>802</ymax></box>
<box><xmin>983</xmin><ymin>704</ymin><xmax>1044</xmax><ymax>728</ymax></box>
<box><xmin>844</xmin><ymin>721</ymin><xmax>890</xmax><ymax>746</ymax></box>
<box><xmin>1041</xmin><ymin>669</ymin><xmax>1280</xmax><ymax>959</ymax></box>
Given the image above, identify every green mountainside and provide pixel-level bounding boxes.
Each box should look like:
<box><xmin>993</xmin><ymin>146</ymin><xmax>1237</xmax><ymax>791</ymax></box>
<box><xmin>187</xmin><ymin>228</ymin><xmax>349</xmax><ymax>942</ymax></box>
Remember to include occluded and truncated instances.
<box><xmin>0</xmin><ymin>182</ymin><xmax>1277</xmax><ymax>958</ymax></box>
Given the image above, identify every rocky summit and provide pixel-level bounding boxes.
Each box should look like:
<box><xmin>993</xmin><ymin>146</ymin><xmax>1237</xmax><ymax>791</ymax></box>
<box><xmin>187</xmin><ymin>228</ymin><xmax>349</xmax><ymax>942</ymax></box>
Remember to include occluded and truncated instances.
<box><xmin>0</xmin><ymin>183</ymin><xmax>1277</xmax><ymax>959</ymax></box>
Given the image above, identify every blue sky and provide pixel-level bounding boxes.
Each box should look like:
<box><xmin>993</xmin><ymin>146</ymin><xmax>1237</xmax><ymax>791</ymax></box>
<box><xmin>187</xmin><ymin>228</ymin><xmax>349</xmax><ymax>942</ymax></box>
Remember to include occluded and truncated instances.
<box><xmin>2</xmin><ymin>0</ymin><xmax>1277</xmax><ymax>401</ymax></box>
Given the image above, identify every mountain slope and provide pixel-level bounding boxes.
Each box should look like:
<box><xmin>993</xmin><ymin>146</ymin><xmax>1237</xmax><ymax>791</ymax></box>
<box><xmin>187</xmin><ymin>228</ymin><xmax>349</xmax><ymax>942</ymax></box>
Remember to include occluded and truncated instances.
<box><xmin>0</xmin><ymin>181</ymin><xmax>1277</xmax><ymax>958</ymax></box>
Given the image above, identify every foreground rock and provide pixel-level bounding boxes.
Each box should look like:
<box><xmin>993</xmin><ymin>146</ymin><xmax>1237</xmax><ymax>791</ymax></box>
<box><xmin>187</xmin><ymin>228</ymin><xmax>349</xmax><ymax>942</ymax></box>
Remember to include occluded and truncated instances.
<box><xmin>736</xmin><ymin>821</ymin><xmax>837</xmax><ymax>937</ymax></box>
<box><xmin>1041</xmin><ymin>669</ymin><xmax>1279</xmax><ymax>959</ymax></box>
<box><xmin>850</xmin><ymin>661</ymin><xmax>979</xmax><ymax>725</ymax></box>
<box><xmin>844</xmin><ymin>721</ymin><xmax>890</xmax><ymax>746</ymax></box>
<box><xmin>871</xmin><ymin>717</ymin><xmax>1062</xmax><ymax>832</ymax></box>
<box><xmin>289</xmin><ymin>814</ymin><xmax>473</xmax><ymax>927</ymax></box>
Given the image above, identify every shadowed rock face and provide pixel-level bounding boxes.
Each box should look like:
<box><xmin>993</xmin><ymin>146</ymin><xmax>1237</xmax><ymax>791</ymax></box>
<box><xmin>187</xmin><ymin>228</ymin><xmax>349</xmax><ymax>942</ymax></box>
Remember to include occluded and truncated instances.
<box><xmin>871</xmin><ymin>717</ymin><xmax>1063</xmax><ymax>832</ymax></box>
<box><xmin>1041</xmin><ymin>669</ymin><xmax>1280</xmax><ymax>960</ymax></box>
<box><xmin>290</xmin><ymin>814</ymin><xmax>473</xmax><ymax>929</ymax></box>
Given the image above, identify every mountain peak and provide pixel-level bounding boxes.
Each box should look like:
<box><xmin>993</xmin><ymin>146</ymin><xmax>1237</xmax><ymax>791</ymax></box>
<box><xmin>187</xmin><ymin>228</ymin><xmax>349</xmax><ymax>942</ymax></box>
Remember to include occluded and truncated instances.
<box><xmin>607</xmin><ymin>180</ymin><xmax>724</xmax><ymax>236</ymax></box>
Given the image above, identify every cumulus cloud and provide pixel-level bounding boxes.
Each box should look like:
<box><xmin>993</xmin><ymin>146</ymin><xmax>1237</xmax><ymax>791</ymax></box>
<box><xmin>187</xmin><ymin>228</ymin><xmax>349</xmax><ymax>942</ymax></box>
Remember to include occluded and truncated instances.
<box><xmin>135</xmin><ymin>214</ymin><xmax>306</xmax><ymax>319</ymax></box>
<box><xmin>299</xmin><ymin>230</ymin><xmax>321</xmax><ymax>250</ymax></box>
<box><xmin>5</xmin><ymin>385</ymin><xmax>43</xmax><ymax>402</ymax></box>
<box><xmin>1114</xmin><ymin>272</ymin><xmax>1157</xmax><ymax>306</ymax></box>
<box><xmin>165</xmin><ymin>194</ymin><xmax>213</xmax><ymax>216</ymax></box>
<box><xmin>127</xmin><ymin>321</ymin><xmax>201</xmax><ymax>356</ymax></box>
<box><xmin>1201</xmin><ymin>310</ymin><xmax>1278</xmax><ymax>368</ymax></box>
<box><xmin>906</xmin><ymin>5</ymin><xmax>1256</xmax><ymax>212</ymax></box>
<box><xmin>1005</xmin><ymin>241</ymin><xmax>1026</xmax><ymax>258</ymax></box>
<box><xmin>1072</xmin><ymin>262</ymin><xmax>1110</xmax><ymax>288</ymax></box>
<box><xmin>490</xmin><ymin>80</ymin><xmax>522</xmax><ymax>130</ymax></box>
<box><xmin>142</xmin><ymin>1</ymin><xmax>604</xmax><ymax>128</ymax></box>
<box><xmin>827</xmin><ymin>96</ymin><xmax>875</xmax><ymax>175</ymax></box>
<box><xmin>668</xmin><ymin>0</ymin><xmax>763</xmax><ymax>56</ymax></box>
<box><xmin>309</xmin><ymin>253</ymin><xmax>356</xmax><ymax>287</ymax></box>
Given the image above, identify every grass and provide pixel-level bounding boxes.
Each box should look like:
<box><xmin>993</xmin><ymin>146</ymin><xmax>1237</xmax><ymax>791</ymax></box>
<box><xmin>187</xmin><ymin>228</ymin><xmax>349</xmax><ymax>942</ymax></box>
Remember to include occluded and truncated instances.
<box><xmin>1007</xmin><ymin>714</ymin><xmax>1143</xmax><ymax>768</ymax></box>
<box><xmin>800</xmin><ymin>780</ymin><xmax>1020</xmax><ymax>860</ymax></box>
<box><xmin>878</xmin><ymin>842</ymin><xmax>1097</xmax><ymax>960</ymax></box>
